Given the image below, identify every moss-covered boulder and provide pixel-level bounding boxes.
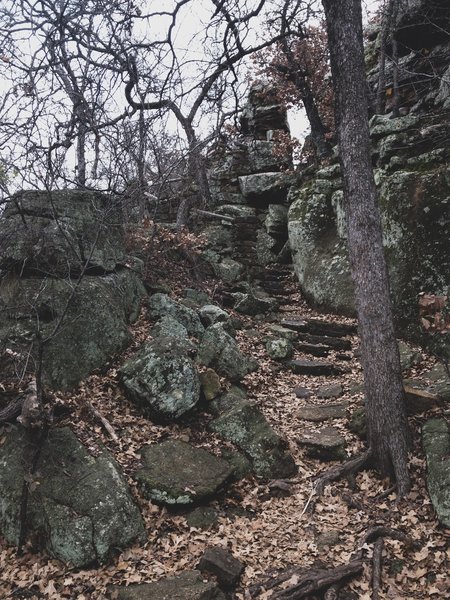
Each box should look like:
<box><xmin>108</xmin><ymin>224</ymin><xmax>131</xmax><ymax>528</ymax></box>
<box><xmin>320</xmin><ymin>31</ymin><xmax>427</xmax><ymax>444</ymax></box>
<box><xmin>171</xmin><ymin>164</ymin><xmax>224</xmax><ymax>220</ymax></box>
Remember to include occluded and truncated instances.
<box><xmin>209</xmin><ymin>400</ymin><xmax>297</xmax><ymax>478</ymax></box>
<box><xmin>134</xmin><ymin>439</ymin><xmax>233</xmax><ymax>505</ymax></box>
<box><xmin>120</xmin><ymin>338</ymin><xmax>200</xmax><ymax>421</ymax></box>
<box><xmin>0</xmin><ymin>426</ymin><xmax>144</xmax><ymax>566</ymax></box>
<box><xmin>422</xmin><ymin>418</ymin><xmax>450</xmax><ymax>527</ymax></box>
<box><xmin>197</xmin><ymin>323</ymin><xmax>257</xmax><ymax>382</ymax></box>
<box><xmin>0</xmin><ymin>270</ymin><xmax>144</xmax><ymax>390</ymax></box>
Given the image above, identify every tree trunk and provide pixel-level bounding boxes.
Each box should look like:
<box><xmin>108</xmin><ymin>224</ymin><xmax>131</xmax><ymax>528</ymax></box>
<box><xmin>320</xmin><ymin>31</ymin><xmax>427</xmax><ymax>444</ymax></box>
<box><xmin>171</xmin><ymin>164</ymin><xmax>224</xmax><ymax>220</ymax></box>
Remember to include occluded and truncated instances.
<box><xmin>295</xmin><ymin>73</ymin><xmax>332</xmax><ymax>159</ymax></box>
<box><xmin>321</xmin><ymin>0</ymin><xmax>410</xmax><ymax>495</ymax></box>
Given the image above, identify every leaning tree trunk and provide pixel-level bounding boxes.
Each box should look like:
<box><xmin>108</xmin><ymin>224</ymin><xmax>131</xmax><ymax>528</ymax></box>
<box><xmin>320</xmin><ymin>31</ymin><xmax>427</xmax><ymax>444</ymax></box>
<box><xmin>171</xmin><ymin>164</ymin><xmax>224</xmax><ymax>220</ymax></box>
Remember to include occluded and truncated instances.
<box><xmin>321</xmin><ymin>0</ymin><xmax>410</xmax><ymax>495</ymax></box>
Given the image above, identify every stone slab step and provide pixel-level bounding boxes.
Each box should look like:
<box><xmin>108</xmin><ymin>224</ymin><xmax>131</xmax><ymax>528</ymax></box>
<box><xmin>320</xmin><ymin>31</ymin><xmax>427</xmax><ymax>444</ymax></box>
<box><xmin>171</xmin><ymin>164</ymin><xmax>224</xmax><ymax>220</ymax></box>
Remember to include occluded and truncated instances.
<box><xmin>297</xmin><ymin>403</ymin><xmax>348</xmax><ymax>422</ymax></box>
<box><xmin>281</xmin><ymin>318</ymin><xmax>357</xmax><ymax>338</ymax></box>
<box><xmin>296</xmin><ymin>342</ymin><xmax>330</xmax><ymax>358</ymax></box>
<box><xmin>297</xmin><ymin>333</ymin><xmax>352</xmax><ymax>351</ymax></box>
<box><xmin>297</xmin><ymin>426</ymin><xmax>346</xmax><ymax>461</ymax></box>
<box><xmin>289</xmin><ymin>359</ymin><xmax>336</xmax><ymax>376</ymax></box>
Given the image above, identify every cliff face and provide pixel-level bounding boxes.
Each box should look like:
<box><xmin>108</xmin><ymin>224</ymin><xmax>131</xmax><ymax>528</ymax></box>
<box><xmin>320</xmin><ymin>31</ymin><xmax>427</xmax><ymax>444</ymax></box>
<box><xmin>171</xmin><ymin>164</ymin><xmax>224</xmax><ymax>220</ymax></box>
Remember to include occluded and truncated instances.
<box><xmin>288</xmin><ymin>6</ymin><xmax>450</xmax><ymax>350</ymax></box>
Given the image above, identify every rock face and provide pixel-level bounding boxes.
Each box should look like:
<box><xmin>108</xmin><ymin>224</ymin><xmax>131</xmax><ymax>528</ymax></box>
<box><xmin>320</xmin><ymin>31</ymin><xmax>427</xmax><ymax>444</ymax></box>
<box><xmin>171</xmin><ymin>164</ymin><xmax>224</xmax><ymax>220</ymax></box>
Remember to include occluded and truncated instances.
<box><xmin>108</xmin><ymin>570</ymin><xmax>226</xmax><ymax>600</ymax></box>
<box><xmin>288</xmin><ymin>13</ymin><xmax>450</xmax><ymax>353</ymax></box>
<box><xmin>148</xmin><ymin>293</ymin><xmax>204</xmax><ymax>337</ymax></box>
<box><xmin>203</xmin><ymin>81</ymin><xmax>294</xmax><ymax>304</ymax></box>
<box><xmin>422</xmin><ymin>418</ymin><xmax>450</xmax><ymax>527</ymax></box>
<box><xmin>134</xmin><ymin>439</ymin><xmax>233</xmax><ymax>505</ymax></box>
<box><xmin>0</xmin><ymin>426</ymin><xmax>144</xmax><ymax>566</ymax></box>
<box><xmin>120</xmin><ymin>338</ymin><xmax>200</xmax><ymax>421</ymax></box>
<box><xmin>0</xmin><ymin>190</ymin><xmax>145</xmax><ymax>390</ymax></box>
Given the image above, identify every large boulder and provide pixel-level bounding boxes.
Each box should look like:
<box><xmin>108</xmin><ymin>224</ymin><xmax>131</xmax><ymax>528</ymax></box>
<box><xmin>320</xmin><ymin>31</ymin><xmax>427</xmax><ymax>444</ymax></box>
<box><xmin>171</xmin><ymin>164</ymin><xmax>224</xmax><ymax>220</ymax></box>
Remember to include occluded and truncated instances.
<box><xmin>134</xmin><ymin>439</ymin><xmax>233</xmax><ymax>505</ymax></box>
<box><xmin>0</xmin><ymin>189</ymin><xmax>146</xmax><ymax>390</ymax></box>
<box><xmin>120</xmin><ymin>338</ymin><xmax>200</xmax><ymax>421</ymax></box>
<box><xmin>0</xmin><ymin>190</ymin><xmax>124</xmax><ymax>276</ymax></box>
<box><xmin>0</xmin><ymin>270</ymin><xmax>144</xmax><ymax>390</ymax></box>
<box><xmin>197</xmin><ymin>324</ymin><xmax>257</xmax><ymax>382</ymax></box>
<box><xmin>0</xmin><ymin>426</ymin><xmax>144</xmax><ymax>566</ymax></box>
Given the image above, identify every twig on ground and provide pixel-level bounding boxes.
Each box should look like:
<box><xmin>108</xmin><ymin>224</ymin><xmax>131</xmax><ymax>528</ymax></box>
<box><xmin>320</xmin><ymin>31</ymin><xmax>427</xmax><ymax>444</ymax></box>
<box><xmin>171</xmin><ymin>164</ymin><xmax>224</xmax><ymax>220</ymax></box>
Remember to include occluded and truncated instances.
<box><xmin>87</xmin><ymin>400</ymin><xmax>119</xmax><ymax>442</ymax></box>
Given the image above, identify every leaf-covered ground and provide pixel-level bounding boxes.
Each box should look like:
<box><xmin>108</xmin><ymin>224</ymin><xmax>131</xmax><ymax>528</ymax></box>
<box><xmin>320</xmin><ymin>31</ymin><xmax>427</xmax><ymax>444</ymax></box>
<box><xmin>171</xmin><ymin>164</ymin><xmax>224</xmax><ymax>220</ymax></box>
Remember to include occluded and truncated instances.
<box><xmin>0</xmin><ymin>257</ymin><xmax>449</xmax><ymax>599</ymax></box>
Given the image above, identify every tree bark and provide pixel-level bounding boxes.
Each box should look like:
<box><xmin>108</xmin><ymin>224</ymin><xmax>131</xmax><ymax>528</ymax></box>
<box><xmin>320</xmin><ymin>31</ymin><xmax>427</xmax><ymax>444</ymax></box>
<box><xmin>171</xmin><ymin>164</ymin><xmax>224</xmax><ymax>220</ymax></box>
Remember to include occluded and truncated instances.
<box><xmin>321</xmin><ymin>0</ymin><xmax>410</xmax><ymax>495</ymax></box>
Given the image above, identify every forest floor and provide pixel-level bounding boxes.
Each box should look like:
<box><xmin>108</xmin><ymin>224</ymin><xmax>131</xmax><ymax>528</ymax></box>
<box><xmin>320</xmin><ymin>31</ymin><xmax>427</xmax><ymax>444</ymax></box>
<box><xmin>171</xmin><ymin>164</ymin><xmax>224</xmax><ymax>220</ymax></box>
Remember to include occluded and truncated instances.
<box><xmin>0</xmin><ymin>238</ymin><xmax>449</xmax><ymax>599</ymax></box>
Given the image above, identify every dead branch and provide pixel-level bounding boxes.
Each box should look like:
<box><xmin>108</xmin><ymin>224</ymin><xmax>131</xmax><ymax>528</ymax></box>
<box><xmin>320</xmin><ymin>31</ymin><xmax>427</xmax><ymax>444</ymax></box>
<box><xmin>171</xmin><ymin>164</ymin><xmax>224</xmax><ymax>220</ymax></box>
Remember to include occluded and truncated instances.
<box><xmin>252</xmin><ymin>560</ymin><xmax>363</xmax><ymax>599</ymax></box>
<box><xmin>372</xmin><ymin>538</ymin><xmax>383</xmax><ymax>600</ymax></box>
<box><xmin>87</xmin><ymin>400</ymin><xmax>119</xmax><ymax>442</ymax></box>
<box><xmin>192</xmin><ymin>208</ymin><xmax>234</xmax><ymax>222</ymax></box>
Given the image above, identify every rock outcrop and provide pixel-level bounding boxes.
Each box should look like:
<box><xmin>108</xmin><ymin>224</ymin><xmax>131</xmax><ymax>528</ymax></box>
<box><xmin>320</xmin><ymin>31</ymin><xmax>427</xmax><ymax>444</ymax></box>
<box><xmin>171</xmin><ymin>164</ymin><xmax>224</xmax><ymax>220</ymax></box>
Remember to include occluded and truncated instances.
<box><xmin>288</xmin><ymin>10</ymin><xmax>450</xmax><ymax>352</ymax></box>
<box><xmin>0</xmin><ymin>190</ymin><xmax>145</xmax><ymax>389</ymax></box>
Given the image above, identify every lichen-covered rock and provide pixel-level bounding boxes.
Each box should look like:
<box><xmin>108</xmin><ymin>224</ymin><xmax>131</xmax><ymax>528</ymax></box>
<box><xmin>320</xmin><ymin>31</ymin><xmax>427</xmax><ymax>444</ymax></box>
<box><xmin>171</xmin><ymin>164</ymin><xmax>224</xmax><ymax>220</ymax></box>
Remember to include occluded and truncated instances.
<box><xmin>231</xmin><ymin>290</ymin><xmax>279</xmax><ymax>316</ymax></box>
<box><xmin>0</xmin><ymin>270</ymin><xmax>145</xmax><ymax>390</ymax></box>
<box><xmin>198</xmin><ymin>305</ymin><xmax>231</xmax><ymax>328</ymax></box>
<box><xmin>422</xmin><ymin>418</ymin><xmax>450</xmax><ymax>527</ymax></box>
<box><xmin>148</xmin><ymin>293</ymin><xmax>204</xmax><ymax>337</ymax></box>
<box><xmin>266</xmin><ymin>338</ymin><xmax>294</xmax><ymax>360</ymax></box>
<box><xmin>0</xmin><ymin>189</ymin><xmax>125</xmax><ymax>276</ymax></box>
<box><xmin>108</xmin><ymin>570</ymin><xmax>226</xmax><ymax>600</ymax></box>
<box><xmin>239</xmin><ymin>172</ymin><xmax>294</xmax><ymax>205</ymax></box>
<box><xmin>151</xmin><ymin>315</ymin><xmax>189</xmax><ymax>341</ymax></box>
<box><xmin>197</xmin><ymin>323</ymin><xmax>257</xmax><ymax>382</ymax></box>
<box><xmin>134</xmin><ymin>439</ymin><xmax>233</xmax><ymax>505</ymax></box>
<box><xmin>0</xmin><ymin>426</ymin><xmax>144</xmax><ymax>566</ymax></box>
<box><xmin>256</xmin><ymin>230</ymin><xmax>279</xmax><ymax>266</ymax></box>
<box><xmin>213</xmin><ymin>257</ymin><xmax>244</xmax><ymax>284</ymax></box>
<box><xmin>209</xmin><ymin>400</ymin><xmax>297</xmax><ymax>478</ymax></box>
<box><xmin>120</xmin><ymin>338</ymin><xmax>200</xmax><ymax>421</ymax></box>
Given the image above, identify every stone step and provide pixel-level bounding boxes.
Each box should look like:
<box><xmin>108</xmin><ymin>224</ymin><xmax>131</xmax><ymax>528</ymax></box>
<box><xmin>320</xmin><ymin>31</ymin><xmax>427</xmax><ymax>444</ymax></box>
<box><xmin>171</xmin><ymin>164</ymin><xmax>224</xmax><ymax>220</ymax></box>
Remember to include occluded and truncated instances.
<box><xmin>297</xmin><ymin>333</ymin><xmax>352</xmax><ymax>351</ymax></box>
<box><xmin>297</xmin><ymin>426</ymin><xmax>346</xmax><ymax>461</ymax></box>
<box><xmin>281</xmin><ymin>318</ymin><xmax>357</xmax><ymax>338</ymax></box>
<box><xmin>289</xmin><ymin>359</ymin><xmax>336</xmax><ymax>376</ymax></box>
<box><xmin>296</xmin><ymin>342</ymin><xmax>330</xmax><ymax>357</ymax></box>
<box><xmin>297</xmin><ymin>403</ymin><xmax>348</xmax><ymax>422</ymax></box>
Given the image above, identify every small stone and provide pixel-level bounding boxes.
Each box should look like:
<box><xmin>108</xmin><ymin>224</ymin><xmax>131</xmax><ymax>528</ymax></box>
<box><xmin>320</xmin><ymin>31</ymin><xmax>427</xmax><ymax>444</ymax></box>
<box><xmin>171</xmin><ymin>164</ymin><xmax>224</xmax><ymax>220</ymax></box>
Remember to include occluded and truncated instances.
<box><xmin>187</xmin><ymin>507</ymin><xmax>218</xmax><ymax>530</ymax></box>
<box><xmin>198</xmin><ymin>546</ymin><xmax>245</xmax><ymax>588</ymax></box>
<box><xmin>294</xmin><ymin>386</ymin><xmax>312</xmax><ymax>399</ymax></box>
<box><xmin>297</xmin><ymin>426</ymin><xmax>346</xmax><ymax>461</ymax></box>
<box><xmin>200</xmin><ymin>369</ymin><xmax>221</xmax><ymax>401</ymax></box>
<box><xmin>316</xmin><ymin>384</ymin><xmax>343</xmax><ymax>399</ymax></box>
<box><xmin>297</xmin><ymin>403</ymin><xmax>348</xmax><ymax>422</ymax></box>
<box><xmin>266</xmin><ymin>338</ymin><xmax>294</xmax><ymax>360</ymax></box>
<box><xmin>289</xmin><ymin>359</ymin><xmax>335</xmax><ymax>376</ymax></box>
<box><xmin>316</xmin><ymin>530</ymin><xmax>341</xmax><ymax>549</ymax></box>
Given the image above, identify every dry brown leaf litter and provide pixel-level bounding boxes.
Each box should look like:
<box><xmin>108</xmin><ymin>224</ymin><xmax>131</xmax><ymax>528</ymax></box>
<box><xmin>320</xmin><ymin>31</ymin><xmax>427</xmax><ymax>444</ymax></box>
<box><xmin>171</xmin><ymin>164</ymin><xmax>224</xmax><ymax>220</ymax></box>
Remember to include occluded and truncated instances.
<box><xmin>0</xmin><ymin>286</ymin><xmax>449</xmax><ymax>599</ymax></box>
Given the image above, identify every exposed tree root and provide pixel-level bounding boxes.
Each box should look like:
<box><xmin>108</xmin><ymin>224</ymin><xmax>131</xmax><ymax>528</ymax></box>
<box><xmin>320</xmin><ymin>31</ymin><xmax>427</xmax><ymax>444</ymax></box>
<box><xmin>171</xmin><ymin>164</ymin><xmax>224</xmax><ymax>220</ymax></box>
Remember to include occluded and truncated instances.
<box><xmin>302</xmin><ymin>448</ymin><xmax>372</xmax><ymax>514</ymax></box>
<box><xmin>250</xmin><ymin>524</ymin><xmax>417</xmax><ymax>598</ymax></box>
